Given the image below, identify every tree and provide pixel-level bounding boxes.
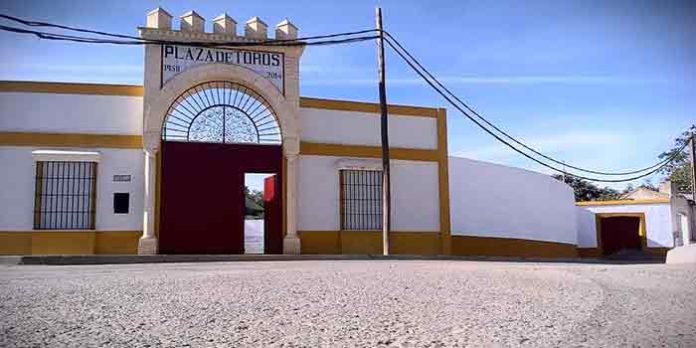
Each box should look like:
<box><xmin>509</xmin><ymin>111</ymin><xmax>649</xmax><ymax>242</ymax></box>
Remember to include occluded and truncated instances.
<box><xmin>552</xmin><ymin>174</ymin><xmax>621</xmax><ymax>202</ymax></box>
<box><xmin>658</xmin><ymin>124</ymin><xmax>695</xmax><ymax>193</ymax></box>
<box><xmin>243</xmin><ymin>186</ymin><xmax>265</xmax><ymax>217</ymax></box>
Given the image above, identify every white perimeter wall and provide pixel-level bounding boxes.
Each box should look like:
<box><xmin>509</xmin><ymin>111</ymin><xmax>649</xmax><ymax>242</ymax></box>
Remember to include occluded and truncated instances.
<box><xmin>299</xmin><ymin>108</ymin><xmax>437</xmax><ymax>149</ymax></box>
<box><xmin>0</xmin><ymin>147</ymin><xmax>144</xmax><ymax>231</ymax></box>
<box><xmin>448</xmin><ymin>156</ymin><xmax>577</xmax><ymax>245</ymax></box>
<box><xmin>577</xmin><ymin>204</ymin><xmax>673</xmax><ymax>248</ymax></box>
<box><xmin>0</xmin><ymin>92</ymin><xmax>143</xmax><ymax>135</ymax></box>
<box><xmin>297</xmin><ymin>155</ymin><xmax>440</xmax><ymax>232</ymax></box>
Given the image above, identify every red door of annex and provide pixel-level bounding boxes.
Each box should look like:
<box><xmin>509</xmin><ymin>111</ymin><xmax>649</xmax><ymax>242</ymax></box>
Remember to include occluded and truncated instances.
<box><xmin>159</xmin><ymin>141</ymin><xmax>283</xmax><ymax>254</ymax></box>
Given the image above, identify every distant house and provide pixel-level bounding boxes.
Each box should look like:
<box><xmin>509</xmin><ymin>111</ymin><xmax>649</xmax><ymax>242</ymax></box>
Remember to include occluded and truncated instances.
<box><xmin>577</xmin><ymin>181</ymin><xmax>695</xmax><ymax>259</ymax></box>
<box><xmin>620</xmin><ymin>187</ymin><xmax>669</xmax><ymax>200</ymax></box>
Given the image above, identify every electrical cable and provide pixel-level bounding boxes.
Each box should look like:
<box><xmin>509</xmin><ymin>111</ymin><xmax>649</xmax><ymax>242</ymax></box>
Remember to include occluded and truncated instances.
<box><xmin>0</xmin><ymin>13</ymin><xmax>379</xmax><ymax>47</ymax></box>
<box><xmin>0</xmin><ymin>24</ymin><xmax>379</xmax><ymax>47</ymax></box>
<box><xmin>384</xmin><ymin>36</ymin><xmax>686</xmax><ymax>183</ymax></box>
<box><xmin>383</xmin><ymin>31</ymin><xmax>684</xmax><ymax>176</ymax></box>
<box><xmin>0</xmin><ymin>13</ymin><xmax>379</xmax><ymax>43</ymax></box>
<box><xmin>0</xmin><ymin>13</ymin><xmax>686</xmax><ymax>182</ymax></box>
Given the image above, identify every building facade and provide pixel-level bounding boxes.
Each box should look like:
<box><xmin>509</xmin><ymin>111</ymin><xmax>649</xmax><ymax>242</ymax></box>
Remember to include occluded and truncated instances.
<box><xmin>3</xmin><ymin>7</ymin><xmax>686</xmax><ymax>258</ymax></box>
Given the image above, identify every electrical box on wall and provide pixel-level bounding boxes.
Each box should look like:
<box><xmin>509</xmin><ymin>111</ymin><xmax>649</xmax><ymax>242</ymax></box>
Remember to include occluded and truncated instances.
<box><xmin>113</xmin><ymin>193</ymin><xmax>130</xmax><ymax>214</ymax></box>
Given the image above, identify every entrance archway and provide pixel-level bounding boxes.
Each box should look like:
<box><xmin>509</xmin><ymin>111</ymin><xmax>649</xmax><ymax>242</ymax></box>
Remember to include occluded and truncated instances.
<box><xmin>158</xmin><ymin>82</ymin><xmax>284</xmax><ymax>254</ymax></box>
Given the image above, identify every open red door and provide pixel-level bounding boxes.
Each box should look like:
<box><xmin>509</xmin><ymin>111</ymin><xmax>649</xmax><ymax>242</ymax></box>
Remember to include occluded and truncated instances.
<box><xmin>264</xmin><ymin>175</ymin><xmax>282</xmax><ymax>254</ymax></box>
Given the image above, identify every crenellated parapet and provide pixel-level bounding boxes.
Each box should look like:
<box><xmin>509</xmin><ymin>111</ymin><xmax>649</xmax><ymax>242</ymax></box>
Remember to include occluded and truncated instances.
<box><xmin>140</xmin><ymin>7</ymin><xmax>298</xmax><ymax>41</ymax></box>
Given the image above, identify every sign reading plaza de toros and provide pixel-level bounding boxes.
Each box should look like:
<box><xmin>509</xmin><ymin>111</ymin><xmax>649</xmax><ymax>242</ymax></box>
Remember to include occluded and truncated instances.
<box><xmin>161</xmin><ymin>44</ymin><xmax>285</xmax><ymax>92</ymax></box>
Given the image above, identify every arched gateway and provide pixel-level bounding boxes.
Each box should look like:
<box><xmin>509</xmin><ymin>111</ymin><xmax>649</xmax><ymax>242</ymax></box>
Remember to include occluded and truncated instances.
<box><xmin>157</xmin><ymin>82</ymin><xmax>285</xmax><ymax>254</ymax></box>
<box><xmin>137</xmin><ymin>9</ymin><xmax>304</xmax><ymax>254</ymax></box>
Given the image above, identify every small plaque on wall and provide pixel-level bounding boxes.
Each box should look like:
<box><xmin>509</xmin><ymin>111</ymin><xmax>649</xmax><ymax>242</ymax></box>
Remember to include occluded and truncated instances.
<box><xmin>113</xmin><ymin>175</ymin><xmax>132</xmax><ymax>182</ymax></box>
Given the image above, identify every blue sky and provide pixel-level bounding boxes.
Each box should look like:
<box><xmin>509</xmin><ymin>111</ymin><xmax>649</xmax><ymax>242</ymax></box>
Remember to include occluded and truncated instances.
<box><xmin>1</xmin><ymin>0</ymin><xmax>694</xmax><ymax>190</ymax></box>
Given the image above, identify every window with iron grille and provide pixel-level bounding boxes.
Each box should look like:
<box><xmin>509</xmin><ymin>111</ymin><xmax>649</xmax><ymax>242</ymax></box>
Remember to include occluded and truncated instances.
<box><xmin>340</xmin><ymin>169</ymin><xmax>382</xmax><ymax>231</ymax></box>
<box><xmin>34</xmin><ymin>161</ymin><xmax>97</xmax><ymax>230</ymax></box>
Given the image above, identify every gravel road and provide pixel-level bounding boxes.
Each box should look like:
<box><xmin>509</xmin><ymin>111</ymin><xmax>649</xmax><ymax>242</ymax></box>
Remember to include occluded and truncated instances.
<box><xmin>1</xmin><ymin>260</ymin><xmax>695</xmax><ymax>347</ymax></box>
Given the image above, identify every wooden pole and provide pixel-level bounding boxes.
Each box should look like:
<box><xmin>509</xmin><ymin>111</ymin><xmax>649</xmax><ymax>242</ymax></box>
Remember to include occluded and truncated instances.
<box><xmin>376</xmin><ymin>7</ymin><xmax>391</xmax><ymax>255</ymax></box>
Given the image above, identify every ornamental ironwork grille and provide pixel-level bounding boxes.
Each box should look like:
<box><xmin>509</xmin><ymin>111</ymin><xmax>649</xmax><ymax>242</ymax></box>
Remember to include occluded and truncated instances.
<box><xmin>340</xmin><ymin>169</ymin><xmax>383</xmax><ymax>231</ymax></box>
<box><xmin>33</xmin><ymin>161</ymin><xmax>97</xmax><ymax>230</ymax></box>
<box><xmin>162</xmin><ymin>81</ymin><xmax>282</xmax><ymax>144</ymax></box>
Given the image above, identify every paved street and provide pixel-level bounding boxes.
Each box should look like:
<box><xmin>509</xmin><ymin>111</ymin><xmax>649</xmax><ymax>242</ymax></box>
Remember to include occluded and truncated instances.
<box><xmin>1</xmin><ymin>260</ymin><xmax>695</xmax><ymax>347</ymax></box>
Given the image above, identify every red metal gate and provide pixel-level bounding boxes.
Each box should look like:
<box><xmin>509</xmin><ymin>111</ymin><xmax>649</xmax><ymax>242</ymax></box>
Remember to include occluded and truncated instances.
<box><xmin>159</xmin><ymin>141</ymin><xmax>283</xmax><ymax>254</ymax></box>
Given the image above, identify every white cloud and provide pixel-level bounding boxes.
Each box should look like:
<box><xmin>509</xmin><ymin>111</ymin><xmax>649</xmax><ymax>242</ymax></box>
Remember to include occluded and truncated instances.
<box><xmin>451</xmin><ymin>130</ymin><xmax>627</xmax><ymax>161</ymax></box>
<box><xmin>301</xmin><ymin>74</ymin><xmax>669</xmax><ymax>87</ymax></box>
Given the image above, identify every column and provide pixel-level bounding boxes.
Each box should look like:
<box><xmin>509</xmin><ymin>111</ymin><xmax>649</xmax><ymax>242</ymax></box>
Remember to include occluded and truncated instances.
<box><xmin>138</xmin><ymin>149</ymin><xmax>158</xmax><ymax>254</ymax></box>
<box><xmin>283</xmin><ymin>153</ymin><xmax>301</xmax><ymax>254</ymax></box>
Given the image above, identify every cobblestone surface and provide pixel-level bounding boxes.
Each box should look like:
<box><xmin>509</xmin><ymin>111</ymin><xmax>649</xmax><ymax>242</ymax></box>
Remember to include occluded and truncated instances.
<box><xmin>1</xmin><ymin>261</ymin><xmax>695</xmax><ymax>347</ymax></box>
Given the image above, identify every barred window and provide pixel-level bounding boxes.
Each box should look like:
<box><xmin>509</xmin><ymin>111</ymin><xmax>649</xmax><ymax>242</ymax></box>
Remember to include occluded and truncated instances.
<box><xmin>34</xmin><ymin>161</ymin><xmax>97</xmax><ymax>230</ymax></box>
<box><xmin>340</xmin><ymin>169</ymin><xmax>382</xmax><ymax>231</ymax></box>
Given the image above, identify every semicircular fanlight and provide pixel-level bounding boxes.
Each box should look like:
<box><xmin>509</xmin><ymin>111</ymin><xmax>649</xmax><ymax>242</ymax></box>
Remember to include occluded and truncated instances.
<box><xmin>162</xmin><ymin>81</ymin><xmax>281</xmax><ymax>145</ymax></box>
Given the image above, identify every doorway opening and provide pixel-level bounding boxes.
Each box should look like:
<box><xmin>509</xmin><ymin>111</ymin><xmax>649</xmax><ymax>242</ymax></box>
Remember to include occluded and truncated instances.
<box><xmin>598</xmin><ymin>215</ymin><xmax>643</xmax><ymax>257</ymax></box>
<box><xmin>244</xmin><ymin>173</ymin><xmax>276</xmax><ymax>254</ymax></box>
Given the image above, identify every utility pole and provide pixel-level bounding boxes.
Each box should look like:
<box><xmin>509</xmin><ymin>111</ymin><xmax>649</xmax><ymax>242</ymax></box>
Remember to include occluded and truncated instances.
<box><xmin>376</xmin><ymin>7</ymin><xmax>391</xmax><ymax>255</ymax></box>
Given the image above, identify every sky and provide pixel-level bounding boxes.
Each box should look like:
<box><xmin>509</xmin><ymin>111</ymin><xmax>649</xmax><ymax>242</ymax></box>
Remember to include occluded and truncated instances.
<box><xmin>1</xmin><ymin>0</ymin><xmax>694</xmax><ymax>190</ymax></box>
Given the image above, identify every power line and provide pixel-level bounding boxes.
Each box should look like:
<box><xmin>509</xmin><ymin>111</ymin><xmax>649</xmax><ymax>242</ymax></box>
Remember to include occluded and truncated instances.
<box><xmin>0</xmin><ymin>24</ymin><xmax>379</xmax><ymax>47</ymax></box>
<box><xmin>0</xmin><ymin>13</ymin><xmax>379</xmax><ymax>44</ymax></box>
<box><xmin>0</xmin><ymin>13</ymin><xmax>379</xmax><ymax>48</ymax></box>
<box><xmin>383</xmin><ymin>35</ymin><xmax>686</xmax><ymax>183</ymax></box>
<box><xmin>0</xmin><ymin>13</ymin><xmax>687</xmax><ymax>182</ymax></box>
<box><xmin>383</xmin><ymin>31</ymin><xmax>684</xmax><ymax>177</ymax></box>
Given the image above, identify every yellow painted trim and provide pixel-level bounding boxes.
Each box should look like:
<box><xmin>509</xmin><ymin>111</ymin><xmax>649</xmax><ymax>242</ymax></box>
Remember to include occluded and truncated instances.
<box><xmin>298</xmin><ymin>230</ymin><xmax>441</xmax><ymax>255</ymax></box>
<box><xmin>299</xmin><ymin>142</ymin><xmax>439</xmax><ymax>162</ymax></box>
<box><xmin>436</xmin><ymin>108</ymin><xmax>452</xmax><ymax>255</ymax></box>
<box><xmin>0</xmin><ymin>231</ymin><xmax>142</xmax><ymax>255</ymax></box>
<box><xmin>390</xmin><ymin>232</ymin><xmax>441</xmax><ymax>255</ymax></box>
<box><xmin>95</xmin><ymin>231</ymin><xmax>142</xmax><ymax>254</ymax></box>
<box><xmin>0</xmin><ymin>80</ymin><xmax>144</xmax><ymax>96</ymax></box>
<box><xmin>0</xmin><ymin>82</ymin><xmax>442</xmax><ymax>118</ymax></box>
<box><xmin>0</xmin><ymin>132</ymin><xmax>143</xmax><ymax>149</ymax></box>
<box><xmin>594</xmin><ymin>212</ymin><xmax>647</xmax><ymax>256</ymax></box>
<box><xmin>298</xmin><ymin>231</ymin><xmax>341</xmax><ymax>254</ymax></box>
<box><xmin>340</xmin><ymin>230</ymin><xmax>384</xmax><ymax>254</ymax></box>
<box><xmin>299</xmin><ymin>97</ymin><xmax>438</xmax><ymax>118</ymax></box>
<box><xmin>451</xmin><ymin>235</ymin><xmax>578</xmax><ymax>258</ymax></box>
<box><xmin>576</xmin><ymin>199</ymin><xmax>669</xmax><ymax>206</ymax></box>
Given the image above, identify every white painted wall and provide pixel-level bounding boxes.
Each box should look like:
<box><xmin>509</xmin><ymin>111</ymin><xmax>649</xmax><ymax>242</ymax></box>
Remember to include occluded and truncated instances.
<box><xmin>0</xmin><ymin>147</ymin><xmax>144</xmax><ymax>231</ymax></box>
<box><xmin>297</xmin><ymin>155</ymin><xmax>440</xmax><ymax>232</ymax></box>
<box><xmin>576</xmin><ymin>207</ymin><xmax>598</xmax><ymax>248</ymax></box>
<box><xmin>448</xmin><ymin>156</ymin><xmax>577</xmax><ymax>245</ymax></box>
<box><xmin>671</xmin><ymin>195</ymin><xmax>695</xmax><ymax>246</ymax></box>
<box><xmin>0</xmin><ymin>92</ymin><xmax>143</xmax><ymax>135</ymax></box>
<box><xmin>576</xmin><ymin>203</ymin><xmax>673</xmax><ymax>248</ymax></box>
<box><xmin>299</xmin><ymin>108</ymin><xmax>437</xmax><ymax>149</ymax></box>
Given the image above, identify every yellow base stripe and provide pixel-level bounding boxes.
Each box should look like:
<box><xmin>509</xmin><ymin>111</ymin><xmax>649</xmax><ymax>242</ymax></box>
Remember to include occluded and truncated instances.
<box><xmin>299</xmin><ymin>231</ymin><xmax>442</xmax><ymax>255</ymax></box>
<box><xmin>0</xmin><ymin>231</ymin><xmax>142</xmax><ymax>255</ymax></box>
<box><xmin>451</xmin><ymin>235</ymin><xmax>578</xmax><ymax>258</ymax></box>
<box><xmin>299</xmin><ymin>142</ymin><xmax>439</xmax><ymax>162</ymax></box>
<box><xmin>0</xmin><ymin>132</ymin><xmax>143</xmax><ymax>149</ymax></box>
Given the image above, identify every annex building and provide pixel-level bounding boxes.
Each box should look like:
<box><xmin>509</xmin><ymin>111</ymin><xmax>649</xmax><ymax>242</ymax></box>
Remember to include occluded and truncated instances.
<box><xmin>0</xmin><ymin>8</ymin><xmax>690</xmax><ymax>258</ymax></box>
